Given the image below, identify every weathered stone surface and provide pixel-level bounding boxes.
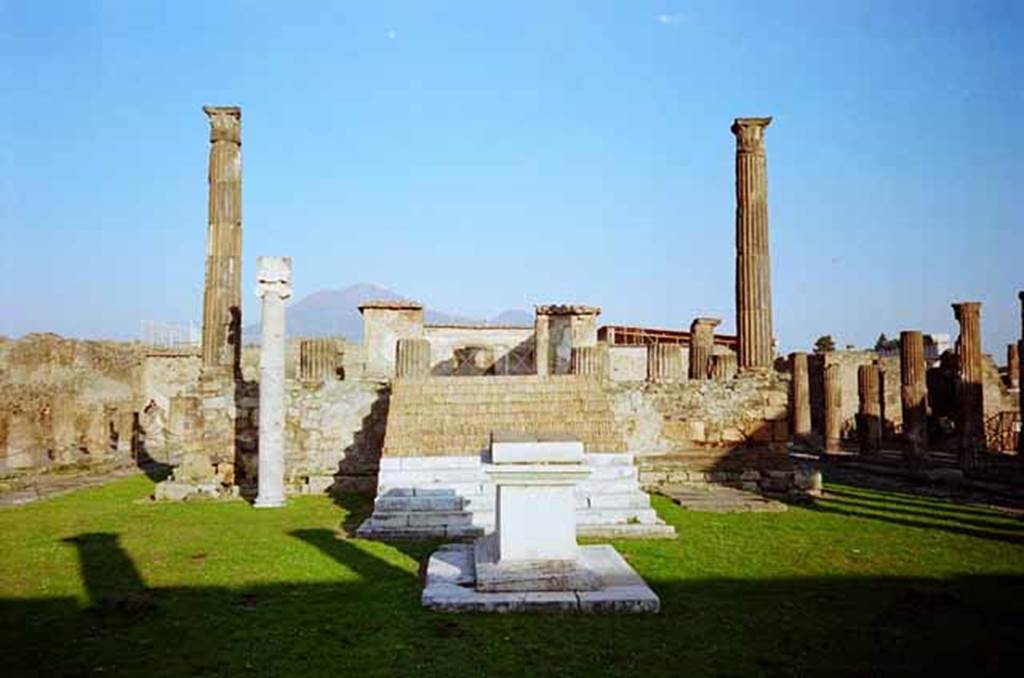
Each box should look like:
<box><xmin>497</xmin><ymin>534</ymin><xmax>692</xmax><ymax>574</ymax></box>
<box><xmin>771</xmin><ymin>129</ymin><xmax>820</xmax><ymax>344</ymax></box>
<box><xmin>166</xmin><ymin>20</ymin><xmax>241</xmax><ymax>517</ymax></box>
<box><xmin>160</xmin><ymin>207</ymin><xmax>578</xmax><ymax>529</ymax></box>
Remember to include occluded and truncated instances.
<box><xmin>952</xmin><ymin>302</ymin><xmax>985</xmax><ymax>463</ymax></box>
<box><xmin>570</xmin><ymin>346</ymin><xmax>606</xmax><ymax>379</ymax></box>
<box><xmin>421</xmin><ymin>544</ymin><xmax>659</xmax><ymax>614</ymax></box>
<box><xmin>857</xmin><ymin>364</ymin><xmax>882</xmax><ymax>454</ymax></box>
<box><xmin>711</xmin><ymin>352</ymin><xmax>738</xmax><ymax>381</ymax></box>
<box><xmin>790</xmin><ymin>352</ymin><xmax>811</xmax><ymax>438</ymax></box>
<box><xmin>359</xmin><ymin>300</ymin><xmax>424</xmax><ymax>379</ymax></box>
<box><xmin>395</xmin><ymin>338</ymin><xmax>431</xmax><ymax>379</ymax></box>
<box><xmin>823</xmin><ymin>363</ymin><xmax>842</xmax><ymax>452</ymax></box>
<box><xmin>535</xmin><ymin>305</ymin><xmax>601</xmax><ymax>376</ymax></box>
<box><xmin>254</xmin><ymin>257</ymin><xmax>292</xmax><ymax>508</ymax></box>
<box><xmin>298</xmin><ymin>338</ymin><xmax>340</xmax><ymax>382</ymax></box>
<box><xmin>900</xmin><ymin>330</ymin><xmax>929</xmax><ymax>467</ymax></box>
<box><xmin>1007</xmin><ymin>343</ymin><xmax>1020</xmax><ymax>390</ymax></box>
<box><xmin>647</xmin><ymin>344</ymin><xmax>684</xmax><ymax>383</ymax></box>
<box><xmin>689</xmin><ymin>317</ymin><xmax>721</xmax><ymax>380</ymax></box>
<box><xmin>200</xmin><ymin>106</ymin><xmax>242</xmax><ymax>370</ymax></box>
<box><xmin>732</xmin><ymin>116</ymin><xmax>774</xmax><ymax>371</ymax></box>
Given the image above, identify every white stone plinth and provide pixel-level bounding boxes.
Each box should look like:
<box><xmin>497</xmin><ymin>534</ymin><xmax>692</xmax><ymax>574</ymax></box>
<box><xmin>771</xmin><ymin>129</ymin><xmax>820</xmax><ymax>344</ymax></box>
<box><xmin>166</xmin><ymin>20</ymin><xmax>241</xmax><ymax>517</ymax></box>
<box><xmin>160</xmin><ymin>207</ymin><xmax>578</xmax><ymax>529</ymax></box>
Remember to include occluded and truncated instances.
<box><xmin>486</xmin><ymin>463</ymin><xmax>590</xmax><ymax>563</ymax></box>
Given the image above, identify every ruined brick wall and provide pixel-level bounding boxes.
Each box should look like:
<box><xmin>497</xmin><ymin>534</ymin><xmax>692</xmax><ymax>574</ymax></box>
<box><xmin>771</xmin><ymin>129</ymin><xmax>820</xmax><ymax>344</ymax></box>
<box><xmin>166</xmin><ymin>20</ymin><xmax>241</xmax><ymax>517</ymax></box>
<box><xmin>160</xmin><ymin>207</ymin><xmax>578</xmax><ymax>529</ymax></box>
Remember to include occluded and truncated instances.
<box><xmin>0</xmin><ymin>334</ymin><xmax>146</xmax><ymax>474</ymax></box>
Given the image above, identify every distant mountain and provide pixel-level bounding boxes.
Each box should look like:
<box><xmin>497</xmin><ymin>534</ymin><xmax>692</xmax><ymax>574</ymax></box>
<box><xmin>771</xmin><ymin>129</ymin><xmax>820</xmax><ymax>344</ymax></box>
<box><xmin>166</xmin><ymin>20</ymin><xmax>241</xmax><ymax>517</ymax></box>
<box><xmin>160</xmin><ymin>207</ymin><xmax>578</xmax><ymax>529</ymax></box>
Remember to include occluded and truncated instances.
<box><xmin>242</xmin><ymin>283</ymin><xmax>531</xmax><ymax>341</ymax></box>
<box><xmin>489</xmin><ymin>309</ymin><xmax>534</xmax><ymax>326</ymax></box>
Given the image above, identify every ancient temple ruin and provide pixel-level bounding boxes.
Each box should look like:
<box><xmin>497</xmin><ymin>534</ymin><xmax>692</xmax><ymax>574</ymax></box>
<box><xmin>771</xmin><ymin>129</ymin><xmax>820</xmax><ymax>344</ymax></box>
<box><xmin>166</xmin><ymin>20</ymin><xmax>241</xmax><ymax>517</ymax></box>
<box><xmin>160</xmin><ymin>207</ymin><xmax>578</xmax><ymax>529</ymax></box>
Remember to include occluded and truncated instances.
<box><xmin>2</xmin><ymin>107</ymin><xmax>1021</xmax><ymax>515</ymax></box>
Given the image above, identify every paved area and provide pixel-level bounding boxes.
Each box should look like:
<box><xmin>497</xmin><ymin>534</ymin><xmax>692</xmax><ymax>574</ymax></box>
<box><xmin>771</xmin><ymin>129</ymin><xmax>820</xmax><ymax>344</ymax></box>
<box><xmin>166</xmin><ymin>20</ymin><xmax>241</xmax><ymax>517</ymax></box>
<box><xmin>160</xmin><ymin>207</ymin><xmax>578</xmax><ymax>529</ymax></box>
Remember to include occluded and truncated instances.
<box><xmin>660</xmin><ymin>484</ymin><xmax>788</xmax><ymax>513</ymax></box>
<box><xmin>0</xmin><ymin>465</ymin><xmax>146</xmax><ymax>507</ymax></box>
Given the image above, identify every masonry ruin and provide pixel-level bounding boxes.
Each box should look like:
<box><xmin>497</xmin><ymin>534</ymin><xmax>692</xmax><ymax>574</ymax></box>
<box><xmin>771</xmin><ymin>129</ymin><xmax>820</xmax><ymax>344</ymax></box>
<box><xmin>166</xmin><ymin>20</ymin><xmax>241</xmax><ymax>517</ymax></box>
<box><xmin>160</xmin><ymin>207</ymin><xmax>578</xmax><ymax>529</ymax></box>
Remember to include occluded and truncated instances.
<box><xmin>2</xmin><ymin>108</ymin><xmax>1022</xmax><ymax>525</ymax></box>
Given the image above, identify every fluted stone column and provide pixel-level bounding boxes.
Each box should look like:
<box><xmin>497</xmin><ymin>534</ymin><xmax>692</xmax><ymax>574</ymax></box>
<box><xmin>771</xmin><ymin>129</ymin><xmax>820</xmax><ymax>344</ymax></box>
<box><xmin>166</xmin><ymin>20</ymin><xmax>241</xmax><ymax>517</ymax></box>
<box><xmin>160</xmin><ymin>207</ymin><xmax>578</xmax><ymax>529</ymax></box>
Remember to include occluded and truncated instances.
<box><xmin>200</xmin><ymin>106</ymin><xmax>243</xmax><ymax>370</ymax></box>
<box><xmin>900</xmin><ymin>330</ymin><xmax>929</xmax><ymax>466</ymax></box>
<box><xmin>857</xmin><ymin>364</ymin><xmax>882</xmax><ymax>454</ymax></box>
<box><xmin>952</xmin><ymin>302</ymin><xmax>985</xmax><ymax>460</ymax></box>
<box><xmin>395</xmin><ymin>338</ymin><xmax>431</xmax><ymax>379</ymax></box>
<box><xmin>824</xmin><ymin>363</ymin><xmax>842</xmax><ymax>452</ymax></box>
<box><xmin>299</xmin><ymin>338</ymin><xmax>339</xmax><ymax>382</ymax></box>
<box><xmin>790</xmin><ymin>352</ymin><xmax>811</xmax><ymax>438</ymax></box>
<box><xmin>732</xmin><ymin>116</ymin><xmax>774</xmax><ymax>371</ymax></box>
<box><xmin>647</xmin><ymin>344</ymin><xmax>684</xmax><ymax>382</ymax></box>
<box><xmin>689</xmin><ymin>317</ymin><xmax>721</xmax><ymax>380</ymax></box>
<box><xmin>571</xmin><ymin>346</ymin><xmax>605</xmax><ymax>378</ymax></box>
<box><xmin>1008</xmin><ymin>343</ymin><xmax>1020</xmax><ymax>390</ymax></box>
<box><xmin>711</xmin><ymin>353</ymin><xmax>738</xmax><ymax>381</ymax></box>
<box><xmin>254</xmin><ymin>257</ymin><xmax>292</xmax><ymax>508</ymax></box>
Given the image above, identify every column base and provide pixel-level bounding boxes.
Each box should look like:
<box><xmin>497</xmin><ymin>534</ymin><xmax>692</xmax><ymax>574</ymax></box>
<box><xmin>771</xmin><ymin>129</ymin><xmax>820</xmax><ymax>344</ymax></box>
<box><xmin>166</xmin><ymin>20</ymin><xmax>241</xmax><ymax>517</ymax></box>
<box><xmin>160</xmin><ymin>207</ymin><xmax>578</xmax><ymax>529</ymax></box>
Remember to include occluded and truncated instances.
<box><xmin>253</xmin><ymin>496</ymin><xmax>286</xmax><ymax>508</ymax></box>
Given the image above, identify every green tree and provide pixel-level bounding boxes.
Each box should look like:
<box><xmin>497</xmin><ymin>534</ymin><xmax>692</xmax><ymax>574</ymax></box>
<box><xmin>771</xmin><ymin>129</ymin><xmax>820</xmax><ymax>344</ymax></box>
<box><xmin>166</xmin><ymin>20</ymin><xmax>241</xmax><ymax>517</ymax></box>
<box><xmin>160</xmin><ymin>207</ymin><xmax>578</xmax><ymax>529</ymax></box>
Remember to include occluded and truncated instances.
<box><xmin>813</xmin><ymin>335</ymin><xmax>835</xmax><ymax>354</ymax></box>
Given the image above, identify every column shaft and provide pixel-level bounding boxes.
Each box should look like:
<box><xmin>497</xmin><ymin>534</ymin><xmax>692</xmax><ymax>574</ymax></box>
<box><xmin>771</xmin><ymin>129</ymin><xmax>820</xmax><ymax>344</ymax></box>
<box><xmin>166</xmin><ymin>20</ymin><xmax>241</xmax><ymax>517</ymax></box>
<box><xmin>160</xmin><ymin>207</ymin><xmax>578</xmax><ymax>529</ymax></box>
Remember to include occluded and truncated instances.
<box><xmin>952</xmin><ymin>302</ymin><xmax>985</xmax><ymax>460</ymax></box>
<box><xmin>857</xmin><ymin>364</ymin><xmax>882</xmax><ymax>454</ymax></box>
<box><xmin>790</xmin><ymin>352</ymin><xmax>812</xmax><ymax>437</ymax></box>
<box><xmin>255</xmin><ymin>257</ymin><xmax>291</xmax><ymax>508</ymax></box>
<box><xmin>396</xmin><ymin>338</ymin><xmax>431</xmax><ymax>379</ymax></box>
<box><xmin>689</xmin><ymin>317</ymin><xmax>721</xmax><ymax>379</ymax></box>
<box><xmin>200</xmin><ymin>106</ymin><xmax>242</xmax><ymax>370</ymax></box>
<box><xmin>900</xmin><ymin>330</ymin><xmax>929</xmax><ymax>467</ymax></box>
<box><xmin>824</xmin><ymin>363</ymin><xmax>842</xmax><ymax>452</ymax></box>
<box><xmin>732</xmin><ymin>117</ymin><xmax>774</xmax><ymax>370</ymax></box>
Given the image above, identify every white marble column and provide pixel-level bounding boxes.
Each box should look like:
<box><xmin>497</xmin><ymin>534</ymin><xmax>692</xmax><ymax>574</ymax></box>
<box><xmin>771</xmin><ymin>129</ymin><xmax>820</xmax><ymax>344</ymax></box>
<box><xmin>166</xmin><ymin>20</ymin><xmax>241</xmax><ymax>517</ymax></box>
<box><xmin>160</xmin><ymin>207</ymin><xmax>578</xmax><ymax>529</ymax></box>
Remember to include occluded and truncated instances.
<box><xmin>254</xmin><ymin>256</ymin><xmax>292</xmax><ymax>508</ymax></box>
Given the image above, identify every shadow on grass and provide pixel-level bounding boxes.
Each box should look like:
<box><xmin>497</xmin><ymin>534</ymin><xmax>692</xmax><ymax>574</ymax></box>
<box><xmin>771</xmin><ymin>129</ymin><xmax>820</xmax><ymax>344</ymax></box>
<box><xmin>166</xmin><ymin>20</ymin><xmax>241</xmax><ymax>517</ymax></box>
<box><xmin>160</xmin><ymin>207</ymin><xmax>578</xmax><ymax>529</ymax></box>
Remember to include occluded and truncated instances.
<box><xmin>802</xmin><ymin>483</ymin><xmax>1024</xmax><ymax>547</ymax></box>
<box><xmin>2</xmin><ymin>527</ymin><xmax>1022</xmax><ymax>676</ymax></box>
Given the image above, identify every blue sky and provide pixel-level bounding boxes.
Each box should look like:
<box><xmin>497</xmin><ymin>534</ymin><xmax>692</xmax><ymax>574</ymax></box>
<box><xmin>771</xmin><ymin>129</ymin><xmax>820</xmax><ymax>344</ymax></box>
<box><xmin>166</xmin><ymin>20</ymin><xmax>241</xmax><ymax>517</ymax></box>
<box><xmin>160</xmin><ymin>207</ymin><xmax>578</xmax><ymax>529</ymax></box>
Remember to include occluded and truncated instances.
<box><xmin>1</xmin><ymin>1</ymin><xmax>1021</xmax><ymax>355</ymax></box>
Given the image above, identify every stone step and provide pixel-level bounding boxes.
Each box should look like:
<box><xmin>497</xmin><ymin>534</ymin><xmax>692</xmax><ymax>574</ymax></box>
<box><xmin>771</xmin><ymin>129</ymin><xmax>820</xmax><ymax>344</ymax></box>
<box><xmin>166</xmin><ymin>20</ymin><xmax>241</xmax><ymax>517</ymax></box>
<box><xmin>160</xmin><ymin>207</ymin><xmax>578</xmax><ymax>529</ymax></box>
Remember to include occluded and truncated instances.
<box><xmin>575</xmin><ymin>507</ymin><xmax>661</xmax><ymax>525</ymax></box>
<box><xmin>581</xmin><ymin>492</ymin><xmax>652</xmax><ymax>510</ymax></box>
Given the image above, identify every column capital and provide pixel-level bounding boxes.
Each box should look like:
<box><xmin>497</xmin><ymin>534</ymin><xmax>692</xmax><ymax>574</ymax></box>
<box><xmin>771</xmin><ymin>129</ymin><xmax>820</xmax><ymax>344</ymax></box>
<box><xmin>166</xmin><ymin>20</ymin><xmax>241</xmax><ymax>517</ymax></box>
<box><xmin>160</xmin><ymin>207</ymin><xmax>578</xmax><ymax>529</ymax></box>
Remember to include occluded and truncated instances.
<box><xmin>690</xmin><ymin>317</ymin><xmax>722</xmax><ymax>332</ymax></box>
<box><xmin>731</xmin><ymin>117</ymin><xmax>772</xmax><ymax>153</ymax></box>
<box><xmin>256</xmin><ymin>256</ymin><xmax>293</xmax><ymax>300</ymax></box>
<box><xmin>203</xmin><ymin>105</ymin><xmax>241</xmax><ymax>144</ymax></box>
<box><xmin>952</xmin><ymin>301</ymin><xmax>982</xmax><ymax>321</ymax></box>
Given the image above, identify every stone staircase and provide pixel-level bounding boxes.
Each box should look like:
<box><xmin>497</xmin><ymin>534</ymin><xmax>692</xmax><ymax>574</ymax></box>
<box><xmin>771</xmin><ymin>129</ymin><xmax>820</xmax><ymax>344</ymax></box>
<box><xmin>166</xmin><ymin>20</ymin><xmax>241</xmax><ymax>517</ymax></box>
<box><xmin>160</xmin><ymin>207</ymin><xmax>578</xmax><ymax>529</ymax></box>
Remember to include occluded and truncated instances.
<box><xmin>381</xmin><ymin>375</ymin><xmax>627</xmax><ymax>456</ymax></box>
<box><xmin>357</xmin><ymin>376</ymin><xmax>674</xmax><ymax>540</ymax></box>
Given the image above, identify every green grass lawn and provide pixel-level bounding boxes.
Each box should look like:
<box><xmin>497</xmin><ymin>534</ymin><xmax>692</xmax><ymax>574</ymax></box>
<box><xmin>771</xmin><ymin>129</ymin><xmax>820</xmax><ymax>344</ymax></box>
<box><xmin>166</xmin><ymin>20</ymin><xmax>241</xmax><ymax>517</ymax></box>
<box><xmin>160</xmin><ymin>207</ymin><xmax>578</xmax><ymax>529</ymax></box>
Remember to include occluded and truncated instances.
<box><xmin>1</xmin><ymin>476</ymin><xmax>1023</xmax><ymax>677</ymax></box>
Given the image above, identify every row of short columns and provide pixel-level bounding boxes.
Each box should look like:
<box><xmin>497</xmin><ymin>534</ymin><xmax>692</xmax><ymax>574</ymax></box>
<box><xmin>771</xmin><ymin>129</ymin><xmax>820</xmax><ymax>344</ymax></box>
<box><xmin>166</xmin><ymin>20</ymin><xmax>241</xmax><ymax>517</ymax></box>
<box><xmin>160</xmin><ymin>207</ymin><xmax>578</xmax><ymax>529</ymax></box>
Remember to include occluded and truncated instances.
<box><xmin>789</xmin><ymin>298</ymin><xmax>1009</xmax><ymax>464</ymax></box>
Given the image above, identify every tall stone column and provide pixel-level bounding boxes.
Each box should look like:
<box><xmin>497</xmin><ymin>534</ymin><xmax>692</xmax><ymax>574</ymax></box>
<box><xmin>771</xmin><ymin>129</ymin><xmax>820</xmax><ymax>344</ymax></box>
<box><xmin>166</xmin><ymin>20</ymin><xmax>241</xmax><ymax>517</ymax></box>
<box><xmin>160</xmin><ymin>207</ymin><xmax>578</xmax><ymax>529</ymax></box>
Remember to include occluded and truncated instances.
<box><xmin>857</xmin><ymin>364</ymin><xmax>882</xmax><ymax>454</ymax></box>
<box><xmin>789</xmin><ymin>352</ymin><xmax>812</xmax><ymax>439</ymax></box>
<box><xmin>689</xmin><ymin>317</ymin><xmax>721</xmax><ymax>380</ymax></box>
<box><xmin>900</xmin><ymin>330</ymin><xmax>929</xmax><ymax>467</ymax></box>
<box><xmin>952</xmin><ymin>302</ymin><xmax>985</xmax><ymax>461</ymax></box>
<box><xmin>254</xmin><ymin>257</ymin><xmax>292</xmax><ymax>508</ymax></box>
<box><xmin>647</xmin><ymin>344</ymin><xmax>683</xmax><ymax>382</ymax></box>
<box><xmin>732</xmin><ymin>117</ymin><xmax>774</xmax><ymax>371</ymax></box>
<box><xmin>824</xmin><ymin>363</ymin><xmax>842</xmax><ymax>452</ymax></box>
<box><xmin>200</xmin><ymin>106</ymin><xmax>243</xmax><ymax>371</ymax></box>
<box><xmin>1007</xmin><ymin>343</ymin><xmax>1020</xmax><ymax>390</ymax></box>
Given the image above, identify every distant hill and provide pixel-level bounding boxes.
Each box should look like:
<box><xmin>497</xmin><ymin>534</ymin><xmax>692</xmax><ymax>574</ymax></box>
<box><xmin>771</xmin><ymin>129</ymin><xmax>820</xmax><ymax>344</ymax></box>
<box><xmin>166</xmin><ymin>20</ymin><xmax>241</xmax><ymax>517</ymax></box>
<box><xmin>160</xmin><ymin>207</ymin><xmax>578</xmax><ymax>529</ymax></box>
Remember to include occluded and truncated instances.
<box><xmin>242</xmin><ymin>283</ymin><xmax>531</xmax><ymax>342</ymax></box>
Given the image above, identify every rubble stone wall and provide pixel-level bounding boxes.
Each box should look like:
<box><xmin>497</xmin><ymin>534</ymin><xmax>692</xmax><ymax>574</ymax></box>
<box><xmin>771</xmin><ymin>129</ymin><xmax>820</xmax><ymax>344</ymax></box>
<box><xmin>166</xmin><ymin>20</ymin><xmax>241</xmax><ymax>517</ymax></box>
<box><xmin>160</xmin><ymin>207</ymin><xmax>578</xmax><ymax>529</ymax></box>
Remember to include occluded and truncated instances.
<box><xmin>0</xmin><ymin>334</ymin><xmax>145</xmax><ymax>474</ymax></box>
